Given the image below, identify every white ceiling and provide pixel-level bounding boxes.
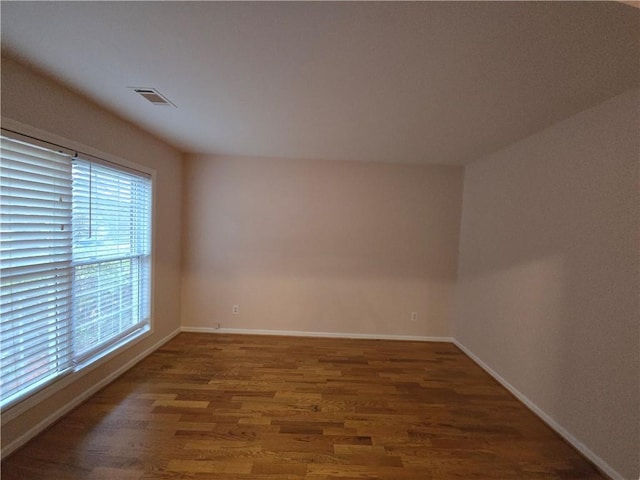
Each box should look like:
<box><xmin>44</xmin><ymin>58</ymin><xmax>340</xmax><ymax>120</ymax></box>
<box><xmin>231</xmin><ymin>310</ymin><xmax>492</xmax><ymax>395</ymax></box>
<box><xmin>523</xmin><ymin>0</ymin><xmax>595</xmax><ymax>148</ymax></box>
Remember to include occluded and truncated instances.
<box><xmin>1</xmin><ymin>1</ymin><xmax>638</xmax><ymax>165</ymax></box>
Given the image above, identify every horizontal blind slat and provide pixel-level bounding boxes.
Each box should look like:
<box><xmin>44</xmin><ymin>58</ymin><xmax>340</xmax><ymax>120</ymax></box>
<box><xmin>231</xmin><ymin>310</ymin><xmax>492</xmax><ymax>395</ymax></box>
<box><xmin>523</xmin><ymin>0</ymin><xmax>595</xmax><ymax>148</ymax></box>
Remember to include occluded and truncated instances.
<box><xmin>1</xmin><ymin>308</ymin><xmax>73</xmax><ymax>337</ymax></box>
<box><xmin>1</xmin><ymin>328</ymin><xmax>72</xmax><ymax>362</ymax></box>
<box><xmin>1</xmin><ymin>293</ymin><xmax>72</xmax><ymax>320</ymax></box>
<box><xmin>1</xmin><ymin>275</ymin><xmax>72</xmax><ymax>300</ymax></box>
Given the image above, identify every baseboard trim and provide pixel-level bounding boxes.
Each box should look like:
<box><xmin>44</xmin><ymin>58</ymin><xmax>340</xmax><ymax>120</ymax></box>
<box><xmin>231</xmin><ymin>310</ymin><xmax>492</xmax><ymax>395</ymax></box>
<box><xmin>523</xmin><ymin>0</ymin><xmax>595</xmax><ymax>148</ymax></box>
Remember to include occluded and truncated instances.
<box><xmin>1</xmin><ymin>327</ymin><xmax>182</xmax><ymax>460</ymax></box>
<box><xmin>453</xmin><ymin>339</ymin><xmax>622</xmax><ymax>480</ymax></box>
<box><xmin>181</xmin><ymin>326</ymin><xmax>452</xmax><ymax>343</ymax></box>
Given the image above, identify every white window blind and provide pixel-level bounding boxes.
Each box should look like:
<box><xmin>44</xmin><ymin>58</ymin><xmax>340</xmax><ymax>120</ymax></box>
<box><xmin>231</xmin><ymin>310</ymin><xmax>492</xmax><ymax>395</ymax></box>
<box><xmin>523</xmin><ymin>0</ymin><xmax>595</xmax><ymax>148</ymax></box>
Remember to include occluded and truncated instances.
<box><xmin>0</xmin><ymin>136</ymin><xmax>74</xmax><ymax>407</ymax></box>
<box><xmin>1</xmin><ymin>131</ymin><xmax>152</xmax><ymax>410</ymax></box>
<box><xmin>71</xmin><ymin>157</ymin><xmax>151</xmax><ymax>363</ymax></box>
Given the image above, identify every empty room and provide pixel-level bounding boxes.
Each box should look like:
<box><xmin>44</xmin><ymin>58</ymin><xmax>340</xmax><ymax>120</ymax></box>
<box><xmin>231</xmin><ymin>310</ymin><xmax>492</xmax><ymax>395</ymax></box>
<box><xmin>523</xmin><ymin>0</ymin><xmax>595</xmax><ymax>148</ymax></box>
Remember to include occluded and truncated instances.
<box><xmin>0</xmin><ymin>2</ymin><xmax>638</xmax><ymax>479</ymax></box>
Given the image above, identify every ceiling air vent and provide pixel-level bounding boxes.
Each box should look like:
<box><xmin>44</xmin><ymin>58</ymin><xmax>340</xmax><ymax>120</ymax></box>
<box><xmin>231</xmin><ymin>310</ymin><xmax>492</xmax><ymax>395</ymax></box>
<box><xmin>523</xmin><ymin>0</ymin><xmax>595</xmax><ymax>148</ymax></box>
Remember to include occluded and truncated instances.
<box><xmin>129</xmin><ymin>87</ymin><xmax>176</xmax><ymax>107</ymax></box>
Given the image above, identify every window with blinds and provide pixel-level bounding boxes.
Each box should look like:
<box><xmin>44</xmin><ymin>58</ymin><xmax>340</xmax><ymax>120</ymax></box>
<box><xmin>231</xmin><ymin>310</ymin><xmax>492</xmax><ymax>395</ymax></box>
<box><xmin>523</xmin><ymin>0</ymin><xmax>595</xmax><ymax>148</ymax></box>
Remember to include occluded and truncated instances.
<box><xmin>71</xmin><ymin>158</ymin><xmax>151</xmax><ymax>362</ymax></box>
<box><xmin>0</xmin><ymin>131</ymin><xmax>152</xmax><ymax>410</ymax></box>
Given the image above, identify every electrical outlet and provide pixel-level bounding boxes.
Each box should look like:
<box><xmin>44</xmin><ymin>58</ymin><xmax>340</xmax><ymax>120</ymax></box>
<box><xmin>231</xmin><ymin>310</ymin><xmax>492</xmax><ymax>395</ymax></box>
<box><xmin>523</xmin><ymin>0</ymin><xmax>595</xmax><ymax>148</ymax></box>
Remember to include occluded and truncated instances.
<box><xmin>410</xmin><ymin>312</ymin><xmax>418</xmax><ymax>322</ymax></box>
<box><xmin>232</xmin><ymin>305</ymin><xmax>239</xmax><ymax>314</ymax></box>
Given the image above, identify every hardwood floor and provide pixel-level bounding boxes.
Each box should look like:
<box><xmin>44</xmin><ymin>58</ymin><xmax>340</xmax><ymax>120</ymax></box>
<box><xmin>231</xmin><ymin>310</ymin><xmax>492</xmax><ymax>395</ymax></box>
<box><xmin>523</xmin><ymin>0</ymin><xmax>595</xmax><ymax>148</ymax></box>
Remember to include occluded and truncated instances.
<box><xmin>2</xmin><ymin>332</ymin><xmax>606</xmax><ymax>479</ymax></box>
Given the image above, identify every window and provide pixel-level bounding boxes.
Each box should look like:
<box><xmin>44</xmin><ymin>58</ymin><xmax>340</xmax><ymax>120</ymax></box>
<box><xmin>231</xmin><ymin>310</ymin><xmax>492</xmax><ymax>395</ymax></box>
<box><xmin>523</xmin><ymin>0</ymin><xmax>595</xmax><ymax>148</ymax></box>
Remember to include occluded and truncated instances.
<box><xmin>0</xmin><ymin>131</ymin><xmax>152</xmax><ymax>410</ymax></box>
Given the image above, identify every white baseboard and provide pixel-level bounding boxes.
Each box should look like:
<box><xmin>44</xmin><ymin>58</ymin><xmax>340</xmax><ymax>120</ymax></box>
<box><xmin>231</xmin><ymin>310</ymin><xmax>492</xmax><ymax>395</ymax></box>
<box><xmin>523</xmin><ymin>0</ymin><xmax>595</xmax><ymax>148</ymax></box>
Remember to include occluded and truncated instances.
<box><xmin>1</xmin><ymin>328</ymin><xmax>182</xmax><ymax>460</ymax></box>
<box><xmin>181</xmin><ymin>326</ymin><xmax>452</xmax><ymax>343</ymax></box>
<box><xmin>453</xmin><ymin>339</ymin><xmax>623</xmax><ymax>480</ymax></box>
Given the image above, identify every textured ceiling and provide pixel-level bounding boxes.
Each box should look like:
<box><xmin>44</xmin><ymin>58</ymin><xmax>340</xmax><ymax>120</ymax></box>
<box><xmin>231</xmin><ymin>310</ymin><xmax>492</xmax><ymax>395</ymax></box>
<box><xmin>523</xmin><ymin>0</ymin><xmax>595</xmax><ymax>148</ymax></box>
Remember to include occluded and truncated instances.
<box><xmin>1</xmin><ymin>1</ymin><xmax>638</xmax><ymax>165</ymax></box>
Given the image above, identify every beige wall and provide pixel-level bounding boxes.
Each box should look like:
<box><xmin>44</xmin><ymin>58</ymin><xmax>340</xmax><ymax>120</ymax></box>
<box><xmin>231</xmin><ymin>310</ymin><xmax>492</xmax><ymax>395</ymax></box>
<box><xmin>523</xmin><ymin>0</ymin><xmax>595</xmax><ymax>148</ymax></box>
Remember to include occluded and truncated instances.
<box><xmin>0</xmin><ymin>57</ymin><xmax>184</xmax><ymax>452</ymax></box>
<box><xmin>182</xmin><ymin>155</ymin><xmax>463</xmax><ymax>337</ymax></box>
<box><xmin>455</xmin><ymin>89</ymin><xmax>639</xmax><ymax>479</ymax></box>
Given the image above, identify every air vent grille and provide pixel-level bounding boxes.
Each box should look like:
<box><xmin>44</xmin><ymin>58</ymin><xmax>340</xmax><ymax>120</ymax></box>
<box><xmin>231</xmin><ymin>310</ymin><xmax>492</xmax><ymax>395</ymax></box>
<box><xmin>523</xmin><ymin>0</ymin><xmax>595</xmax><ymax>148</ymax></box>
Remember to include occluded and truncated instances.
<box><xmin>129</xmin><ymin>87</ymin><xmax>176</xmax><ymax>107</ymax></box>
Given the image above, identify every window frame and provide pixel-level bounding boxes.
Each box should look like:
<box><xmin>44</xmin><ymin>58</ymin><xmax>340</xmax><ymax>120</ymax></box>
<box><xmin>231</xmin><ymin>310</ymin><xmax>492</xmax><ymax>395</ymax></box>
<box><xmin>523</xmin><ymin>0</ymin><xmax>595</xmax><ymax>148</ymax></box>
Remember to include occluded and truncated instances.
<box><xmin>0</xmin><ymin>118</ymin><xmax>156</xmax><ymax>422</ymax></box>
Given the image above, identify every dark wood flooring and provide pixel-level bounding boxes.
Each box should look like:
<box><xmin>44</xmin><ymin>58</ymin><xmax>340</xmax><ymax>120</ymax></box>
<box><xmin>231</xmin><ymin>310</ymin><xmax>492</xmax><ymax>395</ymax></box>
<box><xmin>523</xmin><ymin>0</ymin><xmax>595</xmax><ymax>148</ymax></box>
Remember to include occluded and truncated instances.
<box><xmin>1</xmin><ymin>332</ymin><xmax>607</xmax><ymax>479</ymax></box>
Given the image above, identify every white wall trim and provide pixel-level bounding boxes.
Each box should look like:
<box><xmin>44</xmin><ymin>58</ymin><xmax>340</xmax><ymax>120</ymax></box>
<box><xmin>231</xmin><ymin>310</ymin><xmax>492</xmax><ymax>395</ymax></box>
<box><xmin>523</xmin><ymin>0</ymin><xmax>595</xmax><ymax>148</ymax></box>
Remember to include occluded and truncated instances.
<box><xmin>181</xmin><ymin>326</ymin><xmax>452</xmax><ymax>343</ymax></box>
<box><xmin>453</xmin><ymin>339</ymin><xmax>624</xmax><ymax>480</ymax></box>
<box><xmin>1</xmin><ymin>328</ymin><xmax>182</xmax><ymax>460</ymax></box>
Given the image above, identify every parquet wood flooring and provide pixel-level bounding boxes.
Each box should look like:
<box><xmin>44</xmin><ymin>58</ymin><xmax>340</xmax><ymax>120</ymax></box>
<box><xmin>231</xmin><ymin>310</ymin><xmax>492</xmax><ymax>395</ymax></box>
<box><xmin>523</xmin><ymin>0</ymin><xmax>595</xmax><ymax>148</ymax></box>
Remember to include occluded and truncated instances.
<box><xmin>2</xmin><ymin>333</ymin><xmax>607</xmax><ymax>479</ymax></box>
